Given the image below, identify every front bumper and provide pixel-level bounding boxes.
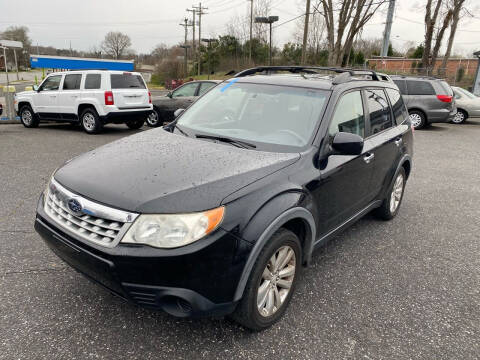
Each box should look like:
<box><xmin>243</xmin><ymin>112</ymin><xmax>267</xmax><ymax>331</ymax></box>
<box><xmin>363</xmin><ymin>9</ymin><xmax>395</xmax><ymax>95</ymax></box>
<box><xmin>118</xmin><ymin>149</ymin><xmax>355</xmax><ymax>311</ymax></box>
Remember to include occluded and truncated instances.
<box><xmin>35</xmin><ymin>196</ymin><xmax>252</xmax><ymax>317</ymax></box>
<box><xmin>100</xmin><ymin>110</ymin><xmax>151</xmax><ymax>124</ymax></box>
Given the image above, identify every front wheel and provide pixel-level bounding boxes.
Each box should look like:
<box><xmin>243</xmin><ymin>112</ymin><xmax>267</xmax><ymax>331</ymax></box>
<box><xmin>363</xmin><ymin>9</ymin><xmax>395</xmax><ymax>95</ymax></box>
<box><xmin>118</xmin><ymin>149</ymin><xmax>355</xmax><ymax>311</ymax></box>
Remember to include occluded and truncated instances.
<box><xmin>451</xmin><ymin>109</ymin><xmax>467</xmax><ymax>124</ymax></box>
<box><xmin>19</xmin><ymin>105</ymin><xmax>39</xmax><ymax>128</ymax></box>
<box><xmin>374</xmin><ymin>167</ymin><xmax>406</xmax><ymax>220</ymax></box>
<box><xmin>146</xmin><ymin>108</ymin><xmax>162</xmax><ymax>127</ymax></box>
<box><xmin>231</xmin><ymin>228</ymin><xmax>301</xmax><ymax>331</ymax></box>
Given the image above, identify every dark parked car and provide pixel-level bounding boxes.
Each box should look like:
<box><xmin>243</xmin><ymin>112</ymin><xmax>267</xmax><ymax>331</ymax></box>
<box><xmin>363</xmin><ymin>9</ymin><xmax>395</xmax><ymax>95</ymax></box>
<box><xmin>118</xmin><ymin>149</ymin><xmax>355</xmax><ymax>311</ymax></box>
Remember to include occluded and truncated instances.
<box><xmin>146</xmin><ymin>80</ymin><xmax>220</xmax><ymax>127</ymax></box>
<box><xmin>391</xmin><ymin>75</ymin><xmax>456</xmax><ymax>129</ymax></box>
<box><xmin>35</xmin><ymin>66</ymin><xmax>413</xmax><ymax>331</ymax></box>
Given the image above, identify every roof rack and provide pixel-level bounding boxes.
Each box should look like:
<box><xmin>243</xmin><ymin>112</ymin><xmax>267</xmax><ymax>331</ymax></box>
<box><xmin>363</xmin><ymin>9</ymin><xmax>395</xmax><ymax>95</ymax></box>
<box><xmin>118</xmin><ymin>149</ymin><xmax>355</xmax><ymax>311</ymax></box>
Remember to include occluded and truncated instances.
<box><xmin>233</xmin><ymin>66</ymin><xmax>382</xmax><ymax>83</ymax></box>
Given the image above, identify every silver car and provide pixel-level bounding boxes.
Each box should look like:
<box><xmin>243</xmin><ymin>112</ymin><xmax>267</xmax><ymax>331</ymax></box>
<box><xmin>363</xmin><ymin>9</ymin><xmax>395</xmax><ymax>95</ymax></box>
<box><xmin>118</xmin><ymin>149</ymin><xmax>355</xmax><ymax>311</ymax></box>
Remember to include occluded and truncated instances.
<box><xmin>452</xmin><ymin>86</ymin><xmax>480</xmax><ymax>124</ymax></box>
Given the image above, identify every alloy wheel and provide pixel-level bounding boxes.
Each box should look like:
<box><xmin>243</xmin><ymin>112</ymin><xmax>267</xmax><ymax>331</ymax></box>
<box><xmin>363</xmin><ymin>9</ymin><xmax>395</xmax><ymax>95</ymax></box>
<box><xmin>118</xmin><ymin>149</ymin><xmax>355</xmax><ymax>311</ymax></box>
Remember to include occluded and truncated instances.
<box><xmin>409</xmin><ymin>113</ymin><xmax>422</xmax><ymax>128</ymax></box>
<box><xmin>452</xmin><ymin>111</ymin><xmax>465</xmax><ymax>124</ymax></box>
<box><xmin>147</xmin><ymin>110</ymin><xmax>159</xmax><ymax>126</ymax></box>
<box><xmin>257</xmin><ymin>245</ymin><xmax>296</xmax><ymax>317</ymax></box>
<box><xmin>83</xmin><ymin>113</ymin><xmax>96</xmax><ymax>131</ymax></box>
<box><xmin>22</xmin><ymin>109</ymin><xmax>32</xmax><ymax>125</ymax></box>
<box><xmin>390</xmin><ymin>173</ymin><xmax>404</xmax><ymax>213</ymax></box>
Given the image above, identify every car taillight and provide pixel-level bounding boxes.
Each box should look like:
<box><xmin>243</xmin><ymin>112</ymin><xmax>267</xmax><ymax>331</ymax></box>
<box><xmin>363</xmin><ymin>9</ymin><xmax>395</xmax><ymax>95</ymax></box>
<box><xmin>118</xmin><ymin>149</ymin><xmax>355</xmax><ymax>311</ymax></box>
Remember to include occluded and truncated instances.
<box><xmin>437</xmin><ymin>95</ymin><xmax>452</xmax><ymax>103</ymax></box>
<box><xmin>104</xmin><ymin>91</ymin><xmax>114</xmax><ymax>105</ymax></box>
<box><xmin>148</xmin><ymin>91</ymin><xmax>152</xmax><ymax>104</ymax></box>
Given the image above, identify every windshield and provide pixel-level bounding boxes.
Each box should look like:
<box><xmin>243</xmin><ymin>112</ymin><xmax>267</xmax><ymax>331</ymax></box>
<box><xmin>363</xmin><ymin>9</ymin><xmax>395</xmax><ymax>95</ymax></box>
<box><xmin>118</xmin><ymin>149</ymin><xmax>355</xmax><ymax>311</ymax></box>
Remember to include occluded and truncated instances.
<box><xmin>176</xmin><ymin>81</ymin><xmax>329</xmax><ymax>151</ymax></box>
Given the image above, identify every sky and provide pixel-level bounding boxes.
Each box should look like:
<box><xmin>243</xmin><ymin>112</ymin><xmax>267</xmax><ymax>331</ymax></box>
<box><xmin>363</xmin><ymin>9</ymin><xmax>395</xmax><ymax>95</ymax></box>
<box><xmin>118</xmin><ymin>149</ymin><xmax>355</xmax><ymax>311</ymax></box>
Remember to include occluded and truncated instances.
<box><xmin>1</xmin><ymin>0</ymin><xmax>479</xmax><ymax>57</ymax></box>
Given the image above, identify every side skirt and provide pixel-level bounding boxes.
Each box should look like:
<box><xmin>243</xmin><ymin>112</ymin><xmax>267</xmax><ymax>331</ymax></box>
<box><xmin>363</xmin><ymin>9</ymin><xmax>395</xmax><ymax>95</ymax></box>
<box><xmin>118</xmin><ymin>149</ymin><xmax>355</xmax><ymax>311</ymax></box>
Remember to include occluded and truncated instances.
<box><xmin>313</xmin><ymin>200</ymin><xmax>382</xmax><ymax>251</ymax></box>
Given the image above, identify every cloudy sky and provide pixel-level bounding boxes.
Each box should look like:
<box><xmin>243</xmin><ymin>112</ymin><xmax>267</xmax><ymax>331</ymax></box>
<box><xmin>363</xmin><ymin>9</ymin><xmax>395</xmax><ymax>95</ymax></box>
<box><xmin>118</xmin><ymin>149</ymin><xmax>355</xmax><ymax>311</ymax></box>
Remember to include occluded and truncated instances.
<box><xmin>1</xmin><ymin>0</ymin><xmax>479</xmax><ymax>56</ymax></box>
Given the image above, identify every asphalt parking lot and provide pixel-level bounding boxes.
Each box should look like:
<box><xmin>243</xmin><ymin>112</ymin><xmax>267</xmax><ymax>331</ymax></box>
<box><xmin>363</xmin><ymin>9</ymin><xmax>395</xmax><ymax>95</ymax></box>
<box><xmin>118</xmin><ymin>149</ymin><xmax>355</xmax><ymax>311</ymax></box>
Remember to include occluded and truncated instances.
<box><xmin>0</xmin><ymin>121</ymin><xmax>479</xmax><ymax>359</ymax></box>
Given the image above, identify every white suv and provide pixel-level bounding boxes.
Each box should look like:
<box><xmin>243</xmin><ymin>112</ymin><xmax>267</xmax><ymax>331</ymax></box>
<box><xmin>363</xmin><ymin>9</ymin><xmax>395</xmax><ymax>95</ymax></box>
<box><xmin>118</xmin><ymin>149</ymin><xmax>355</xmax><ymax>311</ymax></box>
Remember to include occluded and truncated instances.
<box><xmin>15</xmin><ymin>70</ymin><xmax>153</xmax><ymax>134</ymax></box>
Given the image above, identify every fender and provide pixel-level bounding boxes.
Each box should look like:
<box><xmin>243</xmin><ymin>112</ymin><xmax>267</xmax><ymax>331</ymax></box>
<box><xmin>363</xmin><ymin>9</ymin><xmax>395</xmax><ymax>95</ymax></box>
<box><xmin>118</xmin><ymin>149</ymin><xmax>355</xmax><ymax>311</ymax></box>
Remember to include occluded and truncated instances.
<box><xmin>78</xmin><ymin>99</ymin><xmax>103</xmax><ymax>116</ymax></box>
<box><xmin>384</xmin><ymin>154</ymin><xmax>412</xmax><ymax>198</ymax></box>
<box><xmin>233</xmin><ymin>206</ymin><xmax>316</xmax><ymax>302</ymax></box>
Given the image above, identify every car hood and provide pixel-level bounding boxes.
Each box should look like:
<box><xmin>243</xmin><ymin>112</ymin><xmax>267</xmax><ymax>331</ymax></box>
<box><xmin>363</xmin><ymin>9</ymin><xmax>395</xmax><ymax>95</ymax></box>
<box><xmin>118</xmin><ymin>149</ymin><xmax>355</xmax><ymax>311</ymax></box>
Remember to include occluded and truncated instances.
<box><xmin>16</xmin><ymin>90</ymin><xmax>35</xmax><ymax>97</ymax></box>
<box><xmin>54</xmin><ymin>129</ymin><xmax>300</xmax><ymax>213</ymax></box>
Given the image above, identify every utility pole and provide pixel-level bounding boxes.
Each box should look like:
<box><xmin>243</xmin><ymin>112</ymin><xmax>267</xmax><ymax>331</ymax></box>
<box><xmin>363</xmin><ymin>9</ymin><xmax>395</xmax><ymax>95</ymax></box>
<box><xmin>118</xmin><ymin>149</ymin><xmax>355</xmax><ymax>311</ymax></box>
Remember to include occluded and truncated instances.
<box><xmin>193</xmin><ymin>2</ymin><xmax>207</xmax><ymax>75</ymax></box>
<box><xmin>187</xmin><ymin>8</ymin><xmax>196</xmax><ymax>55</ymax></box>
<box><xmin>13</xmin><ymin>49</ymin><xmax>19</xmax><ymax>80</ymax></box>
<box><xmin>301</xmin><ymin>0</ymin><xmax>311</xmax><ymax>64</ymax></box>
<box><xmin>381</xmin><ymin>0</ymin><xmax>396</xmax><ymax>57</ymax></box>
<box><xmin>179</xmin><ymin>18</ymin><xmax>192</xmax><ymax>77</ymax></box>
<box><xmin>249</xmin><ymin>0</ymin><xmax>253</xmax><ymax>64</ymax></box>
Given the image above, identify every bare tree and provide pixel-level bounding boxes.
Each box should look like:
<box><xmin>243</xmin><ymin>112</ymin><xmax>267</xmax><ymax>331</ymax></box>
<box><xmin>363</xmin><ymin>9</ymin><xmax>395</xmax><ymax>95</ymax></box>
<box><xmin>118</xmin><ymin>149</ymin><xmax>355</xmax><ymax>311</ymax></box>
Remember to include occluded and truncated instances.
<box><xmin>439</xmin><ymin>0</ymin><xmax>467</xmax><ymax>75</ymax></box>
<box><xmin>101</xmin><ymin>31</ymin><xmax>131</xmax><ymax>59</ymax></box>
<box><xmin>316</xmin><ymin>0</ymin><xmax>389</xmax><ymax>66</ymax></box>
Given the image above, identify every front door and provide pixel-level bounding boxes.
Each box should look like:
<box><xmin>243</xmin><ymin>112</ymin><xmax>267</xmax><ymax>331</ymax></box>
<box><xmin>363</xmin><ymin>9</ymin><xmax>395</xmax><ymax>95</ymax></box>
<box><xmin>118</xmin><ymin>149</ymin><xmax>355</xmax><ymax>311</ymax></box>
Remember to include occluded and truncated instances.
<box><xmin>35</xmin><ymin>75</ymin><xmax>62</xmax><ymax>119</ymax></box>
<box><xmin>315</xmin><ymin>90</ymin><xmax>376</xmax><ymax>234</ymax></box>
<box><xmin>165</xmin><ymin>82</ymin><xmax>200</xmax><ymax>121</ymax></box>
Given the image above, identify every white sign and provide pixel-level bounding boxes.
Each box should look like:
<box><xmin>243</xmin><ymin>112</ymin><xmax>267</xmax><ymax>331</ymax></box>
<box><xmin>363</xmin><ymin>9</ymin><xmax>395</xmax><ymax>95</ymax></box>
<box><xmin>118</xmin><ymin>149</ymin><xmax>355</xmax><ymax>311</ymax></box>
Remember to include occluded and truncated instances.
<box><xmin>0</xmin><ymin>40</ymin><xmax>23</xmax><ymax>49</ymax></box>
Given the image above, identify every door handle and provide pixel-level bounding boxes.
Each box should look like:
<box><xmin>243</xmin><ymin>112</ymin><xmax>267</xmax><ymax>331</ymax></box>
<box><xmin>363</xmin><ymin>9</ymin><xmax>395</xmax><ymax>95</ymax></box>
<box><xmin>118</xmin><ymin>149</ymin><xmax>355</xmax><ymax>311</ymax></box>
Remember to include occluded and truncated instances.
<box><xmin>71</xmin><ymin>95</ymin><xmax>78</xmax><ymax>98</ymax></box>
<box><xmin>394</xmin><ymin>137</ymin><xmax>403</xmax><ymax>146</ymax></box>
<box><xmin>363</xmin><ymin>153</ymin><xmax>375</xmax><ymax>164</ymax></box>
<box><xmin>50</xmin><ymin>95</ymin><xmax>57</xmax><ymax>98</ymax></box>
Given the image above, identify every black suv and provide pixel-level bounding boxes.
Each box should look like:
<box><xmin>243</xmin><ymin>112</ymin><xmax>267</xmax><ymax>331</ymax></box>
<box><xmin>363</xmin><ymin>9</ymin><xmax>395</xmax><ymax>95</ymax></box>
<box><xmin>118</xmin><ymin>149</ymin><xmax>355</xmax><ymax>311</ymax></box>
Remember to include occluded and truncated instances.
<box><xmin>35</xmin><ymin>66</ymin><xmax>413</xmax><ymax>331</ymax></box>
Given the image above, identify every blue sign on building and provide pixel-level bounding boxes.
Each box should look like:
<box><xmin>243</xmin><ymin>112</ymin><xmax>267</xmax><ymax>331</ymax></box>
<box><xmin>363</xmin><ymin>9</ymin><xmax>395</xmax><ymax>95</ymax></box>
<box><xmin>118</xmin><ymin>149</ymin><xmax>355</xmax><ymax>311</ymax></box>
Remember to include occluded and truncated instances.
<box><xmin>30</xmin><ymin>55</ymin><xmax>134</xmax><ymax>71</ymax></box>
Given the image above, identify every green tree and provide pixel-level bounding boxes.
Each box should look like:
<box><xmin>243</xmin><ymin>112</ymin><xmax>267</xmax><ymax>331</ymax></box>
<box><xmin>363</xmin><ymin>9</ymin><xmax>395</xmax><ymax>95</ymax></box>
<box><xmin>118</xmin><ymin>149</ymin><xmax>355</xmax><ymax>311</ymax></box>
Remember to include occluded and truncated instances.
<box><xmin>281</xmin><ymin>43</ymin><xmax>302</xmax><ymax>65</ymax></box>
<box><xmin>412</xmin><ymin>45</ymin><xmax>424</xmax><ymax>59</ymax></box>
<box><xmin>388</xmin><ymin>44</ymin><xmax>394</xmax><ymax>57</ymax></box>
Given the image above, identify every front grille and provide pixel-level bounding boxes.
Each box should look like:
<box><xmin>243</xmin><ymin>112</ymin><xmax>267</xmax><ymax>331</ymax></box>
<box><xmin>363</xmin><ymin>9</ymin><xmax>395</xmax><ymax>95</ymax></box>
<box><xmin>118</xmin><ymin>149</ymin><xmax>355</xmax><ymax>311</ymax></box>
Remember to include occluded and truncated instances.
<box><xmin>44</xmin><ymin>178</ymin><xmax>138</xmax><ymax>247</ymax></box>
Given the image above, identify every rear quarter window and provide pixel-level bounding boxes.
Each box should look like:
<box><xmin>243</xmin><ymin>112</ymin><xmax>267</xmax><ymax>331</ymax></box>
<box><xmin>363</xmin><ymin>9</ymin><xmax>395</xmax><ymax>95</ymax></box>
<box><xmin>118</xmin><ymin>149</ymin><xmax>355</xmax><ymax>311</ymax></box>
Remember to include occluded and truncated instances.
<box><xmin>439</xmin><ymin>81</ymin><xmax>453</xmax><ymax>96</ymax></box>
<box><xmin>406</xmin><ymin>80</ymin><xmax>435</xmax><ymax>95</ymax></box>
<box><xmin>386</xmin><ymin>88</ymin><xmax>409</xmax><ymax>125</ymax></box>
<box><xmin>110</xmin><ymin>74</ymin><xmax>146</xmax><ymax>89</ymax></box>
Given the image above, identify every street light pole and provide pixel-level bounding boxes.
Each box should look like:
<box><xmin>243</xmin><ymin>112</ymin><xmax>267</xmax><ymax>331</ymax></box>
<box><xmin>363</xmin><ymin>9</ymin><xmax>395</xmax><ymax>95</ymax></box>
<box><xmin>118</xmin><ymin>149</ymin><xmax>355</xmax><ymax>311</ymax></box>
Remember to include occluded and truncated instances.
<box><xmin>255</xmin><ymin>16</ymin><xmax>278</xmax><ymax>66</ymax></box>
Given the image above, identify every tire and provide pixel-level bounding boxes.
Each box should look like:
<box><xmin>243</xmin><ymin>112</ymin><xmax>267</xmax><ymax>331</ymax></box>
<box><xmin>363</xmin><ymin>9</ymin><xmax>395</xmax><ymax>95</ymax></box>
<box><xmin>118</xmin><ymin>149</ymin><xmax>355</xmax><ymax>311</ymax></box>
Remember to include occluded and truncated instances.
<box><xmin>126</xmin><ymin>119</ymin><xmax>145</xmax><ymax>129</ymax></box>
<box><xmin>408</xmin><ymin>110</ymin><xmax>426</xmax><ymax>129</ymax></box>
<box><xmin>19</xmin><ymin>105</ymin><xmax>39</xmax><ymax>128</ymax></box>
<box><xmin>80</xmin><ymin>108</ymin><xmax>103</xmax><ymax>134</ymax></box>
<box><xmin>374</xmin><ymin>167</ymin><xmax>406</xmax><ymax>220</ymax></box>
<box><xmin>231</xmin><ymin>228</ymin><xmax>302</xmax><ymax>331</ymax></box>
<box><xmin>451</xmin><ymin>109</ymin><xmax>468</xmax><ymax>124</ymax></box>
<box><xmin>146</xmin><ymin>108</ymin><xmax>162</xmax><ymax>127</ymax></box>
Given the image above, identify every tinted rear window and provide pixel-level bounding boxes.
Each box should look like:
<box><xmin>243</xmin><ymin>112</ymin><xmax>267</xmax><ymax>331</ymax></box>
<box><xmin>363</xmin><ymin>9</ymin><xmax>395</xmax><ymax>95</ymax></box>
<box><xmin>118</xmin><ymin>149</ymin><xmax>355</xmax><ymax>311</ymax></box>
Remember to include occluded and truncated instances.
<box><xmin>406</xmin><ymin>80</ymin><xmax>435</xmax><ymax>95</ymax></box>
<box><xmin>110</xmin><ymin>74</ymin><xmax>146</xmax><ymax>89</ymax></box>
<box><xmin>85</xmin><ymin>74</ymin><xmax>101</xmax><ymax>89</ymax></box>
<box><xmin>63</xmin><ymin>74</ymin><xmax>82</xmax><ymax>90</ymax></box>
<box><xmin>393</xmin><ymin>80</ymin><xmax>407</xmax><ymax>95</ymax></box>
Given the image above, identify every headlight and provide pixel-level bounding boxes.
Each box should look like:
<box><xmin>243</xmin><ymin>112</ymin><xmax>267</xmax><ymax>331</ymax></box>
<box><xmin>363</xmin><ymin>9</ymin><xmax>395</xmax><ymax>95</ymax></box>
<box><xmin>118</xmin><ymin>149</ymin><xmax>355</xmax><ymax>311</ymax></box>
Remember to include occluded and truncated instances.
<box><xmin>121</xmin><ymin>206</ymin><xmax>225</xmax><ymax>248</ymax></box>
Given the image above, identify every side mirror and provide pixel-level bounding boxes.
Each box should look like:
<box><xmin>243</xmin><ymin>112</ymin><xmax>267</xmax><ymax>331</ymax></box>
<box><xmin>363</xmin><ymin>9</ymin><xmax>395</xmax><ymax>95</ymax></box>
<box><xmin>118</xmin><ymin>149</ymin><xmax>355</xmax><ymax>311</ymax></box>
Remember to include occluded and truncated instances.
<box><xmin>174</xmin><ymin>108</ymin><xmax>185</xmax><ymax>118</ymax></box>
<box><xmin>331</xmin><ymin>132</ymin><xmax>364</xmax><ymax>155</ymax></box>
<box><xmin>33</xmin><ymin>85</ymin><xmax>39</xmax><ymax>92</ymax></box>
<box><xmin>166</xmin><ymin>91</ymin><xmax>172</xmax><ymax>98</ymax></box>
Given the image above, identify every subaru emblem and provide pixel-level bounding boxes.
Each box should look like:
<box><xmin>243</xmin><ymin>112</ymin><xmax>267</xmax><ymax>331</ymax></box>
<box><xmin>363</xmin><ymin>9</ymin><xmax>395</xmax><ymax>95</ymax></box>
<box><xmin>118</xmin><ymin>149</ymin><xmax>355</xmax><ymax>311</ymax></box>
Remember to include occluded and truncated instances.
<box><xmin>67</xmin><ymin>198</ymin><xmax>82</xmax><ymax>213</ymax></box>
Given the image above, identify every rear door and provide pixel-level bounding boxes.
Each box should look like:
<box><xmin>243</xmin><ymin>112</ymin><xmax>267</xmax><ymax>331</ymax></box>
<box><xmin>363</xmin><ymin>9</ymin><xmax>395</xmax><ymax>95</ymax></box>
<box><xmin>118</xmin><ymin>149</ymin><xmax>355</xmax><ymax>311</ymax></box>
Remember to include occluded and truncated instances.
<box><xmin>110</xmin><ymin>73</ymin><xmax>149</xmax><ymax>110</ymax></box>
<box><xmin>34</xmin><ymin>75</ymin><xmax>63</xmax><ymax>119</ymax></box>
<box><xmin>58</xmin><ymin>73</ymin><xmax>82</xmax><ymax>120</ymax></box>
<box><xmin>364</xmin><ymin>88</ymin><xmax>403</xmax><ymax>197</ymax></box>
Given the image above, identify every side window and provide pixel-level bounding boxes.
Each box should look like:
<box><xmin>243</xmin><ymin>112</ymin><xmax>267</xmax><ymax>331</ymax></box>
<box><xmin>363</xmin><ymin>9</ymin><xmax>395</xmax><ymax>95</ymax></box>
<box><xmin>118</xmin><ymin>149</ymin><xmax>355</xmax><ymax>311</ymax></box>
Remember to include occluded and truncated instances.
<box><xmin>39</xmin><ymin>75</ymin><xmax>62</xmax><ymax>91</ymax></box>
<box><xmin>366</xmin><ymin>89</ymin><xmax>393</xmax><ymax>134</ymax></box>
<box><xmin>198</xmin><ymin>82</ymin><xmax>216</xmax><ymax>96</ymax></box>
<box><xmin>406</xmin><ymin>80</ymin><xmax>435</xmax><ymax>95</ymax></box>
<box><xmin>328</xmin><ymin>91</ymin><xmax>365</xmax><ymax>138</ymax></box>
<box><xmin>63</xmin><ymin>74</ymin><xmax>82</xmax><ymax>90</ymax></box>
<box><xmin>84</xmin><ymin>74</ymin><xmax>101</xmax><ymax>89</ymax></box>
<box><xmin>386</xmin><ymin>88</ymin><xmax>409</xmax><ymax>125</ymax></box>
<box><xmin>393</xmin><ymin>80</ymin><xmax>407</xmax><ymax>95</ymax></box>
<box><xmin>172</xmin><ymin>83</ymin><xmax>198</xmax><ymax>98</ymax></box>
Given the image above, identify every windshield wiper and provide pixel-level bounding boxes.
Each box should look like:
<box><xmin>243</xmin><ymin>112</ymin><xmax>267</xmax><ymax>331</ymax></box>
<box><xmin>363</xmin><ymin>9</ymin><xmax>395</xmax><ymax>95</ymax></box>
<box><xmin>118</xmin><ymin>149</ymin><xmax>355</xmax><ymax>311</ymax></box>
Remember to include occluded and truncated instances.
<box><xmin>174</xmin><ymin>124</ymin><xmax>189</xmax><ymax>137</ymax></box>
<box><xmin>195</xmin><ymin>134</ymin><xmax>256</xmax><ymax>149</ymax></box>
